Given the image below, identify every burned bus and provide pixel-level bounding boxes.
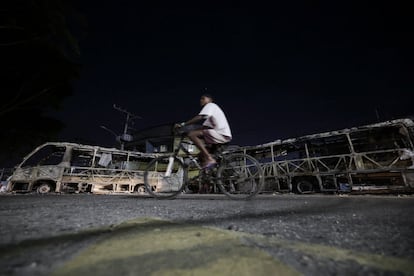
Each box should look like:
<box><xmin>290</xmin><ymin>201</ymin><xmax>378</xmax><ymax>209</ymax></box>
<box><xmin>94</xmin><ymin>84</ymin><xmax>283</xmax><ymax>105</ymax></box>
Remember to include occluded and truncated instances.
<box><xmin>244</xmin><ymin>118</ymin><xmax>414</xmax><ymax>194</ymax></box>
<box><xmin>7</xmin><ymin>142</ymin><xmax>158</xmax><ymax>194</ymax></box>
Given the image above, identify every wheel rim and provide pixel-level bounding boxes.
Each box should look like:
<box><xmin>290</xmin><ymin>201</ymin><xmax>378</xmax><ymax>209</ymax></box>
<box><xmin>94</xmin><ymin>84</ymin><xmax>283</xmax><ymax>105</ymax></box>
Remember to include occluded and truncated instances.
<box><xmin>217</xmin><ymin>153</ymin><xmax>263</xmax><ymax>199</ymax></box>
<box><xmin>137</xmin><ymin>185</ymin><xmax>146</xmax><ymax>194</ymax></box>
<box><xmin>37</xmin><ymin>183</ymin><xmax>51</xmax><ymax>194</ymax></box>
<box><xmin>297</xmin><ymin>181</ymin><xmax>313</xmax><ymax>194</ymax></box>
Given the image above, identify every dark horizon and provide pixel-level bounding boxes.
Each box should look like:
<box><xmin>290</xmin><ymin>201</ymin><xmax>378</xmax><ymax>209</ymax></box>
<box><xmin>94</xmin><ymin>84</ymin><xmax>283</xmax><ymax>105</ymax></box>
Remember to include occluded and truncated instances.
<box><xmin>51</xmin><ymin>2</ymin><xmax>413</xmax><ymax>148</ymax></box>
<box><xmin>2</xmin><ymin>1</ymin><xmax>413</xmax><ymax>166</ymax></box>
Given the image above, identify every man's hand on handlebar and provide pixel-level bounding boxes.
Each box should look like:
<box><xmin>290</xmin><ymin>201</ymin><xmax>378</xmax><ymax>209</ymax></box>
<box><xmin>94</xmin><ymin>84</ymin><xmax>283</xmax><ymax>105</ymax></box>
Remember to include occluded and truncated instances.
<box><xmin>174</xmin><ymin>122</ymin><xmax>186</xmax><ymax>129</ymax></box>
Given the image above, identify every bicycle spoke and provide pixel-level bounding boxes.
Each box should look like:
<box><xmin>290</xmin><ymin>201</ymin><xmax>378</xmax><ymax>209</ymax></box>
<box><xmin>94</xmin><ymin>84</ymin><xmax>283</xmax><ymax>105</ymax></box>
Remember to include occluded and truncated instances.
<box><xmin>144</xmin><ymin>156</ymin><xmax>187</xmax><ymax>199</ymax></box>
<box><xmin>216</xmin><ymin>153</ymin><xmax>263</xmax><ymax>199</ymax></box>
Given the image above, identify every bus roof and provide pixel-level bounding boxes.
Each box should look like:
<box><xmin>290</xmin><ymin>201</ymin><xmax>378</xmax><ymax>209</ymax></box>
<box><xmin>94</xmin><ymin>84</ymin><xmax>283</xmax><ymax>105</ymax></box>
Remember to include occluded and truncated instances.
<box><xmin>246</xmin><ymin>118</ymin><xmax>414</xmax><ymax>150</ymax></box>
<box><xmin>25</xmin><ymin>142</ymin><xmax>160</xmax><ymax>159</ymax></box>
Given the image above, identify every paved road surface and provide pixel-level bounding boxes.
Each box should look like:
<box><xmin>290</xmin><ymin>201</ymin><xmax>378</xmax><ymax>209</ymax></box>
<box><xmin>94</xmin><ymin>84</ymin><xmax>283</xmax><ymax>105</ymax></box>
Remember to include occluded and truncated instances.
<box><xmin>0</xmin><ymin>193</ymin><xmax>413</xmax><ymax>275</ymax></box>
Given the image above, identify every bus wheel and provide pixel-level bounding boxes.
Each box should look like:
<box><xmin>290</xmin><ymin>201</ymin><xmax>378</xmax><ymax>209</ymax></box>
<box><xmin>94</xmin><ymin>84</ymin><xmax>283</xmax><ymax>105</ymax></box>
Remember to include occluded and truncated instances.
<box><xmin>296</xmin><ymin>180</ymin><xmax>314</xmax><ymax>194</ymax></box>
<box><xmin>37</xmin><ymin>182</ymin><xmax>53</xmax><ymax>194</ymax></box>
<box><xmin>136</xmin><ymin>185</ymin><xmax>146</xmax><ymax>194</ymax></box>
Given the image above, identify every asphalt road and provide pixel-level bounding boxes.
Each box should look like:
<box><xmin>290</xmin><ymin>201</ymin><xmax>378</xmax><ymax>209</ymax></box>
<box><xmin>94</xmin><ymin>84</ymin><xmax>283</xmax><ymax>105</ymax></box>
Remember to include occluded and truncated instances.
<box><xmin>0</xmin><ymin>193</ymin><xmax>413</xmax><ymax>275</ymax></box>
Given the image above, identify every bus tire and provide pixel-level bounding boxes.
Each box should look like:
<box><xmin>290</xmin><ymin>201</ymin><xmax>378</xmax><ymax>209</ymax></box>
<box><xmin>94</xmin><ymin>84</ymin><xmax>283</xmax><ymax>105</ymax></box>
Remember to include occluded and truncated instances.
<box><xmin>135</xmin><ymin>184</ymin><xmax>146</xmax><ymax>194</ymax></box>
<box><xmin>36</xmin><ymin>182</ymin><xmax>53</xmax><ymax>194</ymax></box>
<box><xmin>296</xmin><ymin>180</ymin><xmax>314</xmax><ymax>194</ymax></box>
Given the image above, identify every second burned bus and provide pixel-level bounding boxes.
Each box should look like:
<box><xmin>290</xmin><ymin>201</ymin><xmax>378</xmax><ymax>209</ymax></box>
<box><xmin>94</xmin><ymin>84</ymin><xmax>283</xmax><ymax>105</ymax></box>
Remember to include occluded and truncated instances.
<box><xmin>244</xmin><ymin>118</ymin><xmax>414</xmax><ymax>194</ymax></box>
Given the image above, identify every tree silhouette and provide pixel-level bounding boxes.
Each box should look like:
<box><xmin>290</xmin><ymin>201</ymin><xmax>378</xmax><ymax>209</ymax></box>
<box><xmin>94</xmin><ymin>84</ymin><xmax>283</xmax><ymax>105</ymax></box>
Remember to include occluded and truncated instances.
<box><xmin>0</xmin><ymin>0</ymin><xmax>86</xmax><ymax>167</ymax></box>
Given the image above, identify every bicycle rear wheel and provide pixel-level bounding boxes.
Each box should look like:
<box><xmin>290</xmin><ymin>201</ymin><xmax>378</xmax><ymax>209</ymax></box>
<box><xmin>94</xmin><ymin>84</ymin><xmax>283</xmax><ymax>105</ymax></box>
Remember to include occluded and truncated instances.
<box><xmin>216</xmin><ymin>153</ymin><xmax>263</xmax><ymax>200</ymax></box>
<box><xmin>144</xmin><ymin>156</ymin><xmax>187</xmax><ymax>199</ymax></box>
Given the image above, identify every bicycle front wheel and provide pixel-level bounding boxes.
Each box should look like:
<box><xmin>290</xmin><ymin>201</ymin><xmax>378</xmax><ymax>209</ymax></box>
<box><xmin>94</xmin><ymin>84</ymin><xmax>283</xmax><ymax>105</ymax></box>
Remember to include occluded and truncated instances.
<box><xmin>144</xmin><ymin>156</ymin><xmax>187</xmax><ymax>199</ymax></box>
<box><xmin>216</xmin><ymin>153</ymin><xmax>263</xmax><ymax>200</ymax></box>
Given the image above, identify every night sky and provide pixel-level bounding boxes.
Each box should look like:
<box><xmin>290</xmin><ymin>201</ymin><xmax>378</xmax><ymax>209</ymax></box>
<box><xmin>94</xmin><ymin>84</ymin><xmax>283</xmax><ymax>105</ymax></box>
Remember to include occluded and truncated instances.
<box><xmin>53</xmin><ymin>2</ymin><xmax>413</xmax><ymax>148</ymax></box>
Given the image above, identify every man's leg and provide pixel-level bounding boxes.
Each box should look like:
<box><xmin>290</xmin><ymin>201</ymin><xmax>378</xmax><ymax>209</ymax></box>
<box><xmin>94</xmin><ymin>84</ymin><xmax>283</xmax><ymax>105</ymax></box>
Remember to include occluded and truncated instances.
<box><xmin>187</xmin><ymin>130</ymin><xmax>215</xmax><ymax>165</ymax></box>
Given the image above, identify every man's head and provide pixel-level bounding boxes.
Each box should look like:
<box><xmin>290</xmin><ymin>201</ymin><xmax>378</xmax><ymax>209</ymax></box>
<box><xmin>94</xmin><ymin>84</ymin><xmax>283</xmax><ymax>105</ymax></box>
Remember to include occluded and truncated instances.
<box><xmin>200</xmin><ymin>94</ymin><xmax>213</xmax><ymax>106</ymax></box>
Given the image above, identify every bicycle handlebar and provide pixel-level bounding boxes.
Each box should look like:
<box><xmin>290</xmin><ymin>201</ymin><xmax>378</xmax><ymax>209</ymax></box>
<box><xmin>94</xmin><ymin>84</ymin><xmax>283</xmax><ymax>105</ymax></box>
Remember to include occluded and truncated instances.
<box><xmin>173</xmin><ymin>124</ymin><xmax>204</xmax><ymax>136</ymax></box>
<box><xmin>173</xmin><ymin>126</ymin><xmax>188</xmax><ymax>136</ymax></box>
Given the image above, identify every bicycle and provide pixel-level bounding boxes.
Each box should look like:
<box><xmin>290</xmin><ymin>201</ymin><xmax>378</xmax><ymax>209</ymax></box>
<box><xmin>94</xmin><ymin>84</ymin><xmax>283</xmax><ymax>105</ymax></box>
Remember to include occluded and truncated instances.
<box><xmin>143</xmin><ymin>128</ymin><xmax>264</xmax><ymax>200</ymax></box>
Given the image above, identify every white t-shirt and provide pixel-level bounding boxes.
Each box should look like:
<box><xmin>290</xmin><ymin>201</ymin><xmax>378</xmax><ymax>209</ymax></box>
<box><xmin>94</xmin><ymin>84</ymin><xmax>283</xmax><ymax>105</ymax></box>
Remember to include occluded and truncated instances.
<box><xmin>199</xmin><ymin>102</ymin><xmax>232</xmax><ymax>138</ymax></box>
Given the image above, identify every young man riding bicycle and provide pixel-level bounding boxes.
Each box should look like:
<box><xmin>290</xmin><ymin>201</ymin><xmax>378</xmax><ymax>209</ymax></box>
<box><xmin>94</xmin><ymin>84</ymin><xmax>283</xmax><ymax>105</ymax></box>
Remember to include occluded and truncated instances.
<box><xmin>175</xmin><ymin>93</ymin><xmax>232</xmax><ymax>169</ymax></box>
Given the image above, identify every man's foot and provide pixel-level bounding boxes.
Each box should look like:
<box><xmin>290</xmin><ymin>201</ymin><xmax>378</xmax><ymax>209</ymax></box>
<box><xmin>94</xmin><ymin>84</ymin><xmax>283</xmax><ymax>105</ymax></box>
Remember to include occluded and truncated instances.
<box><xmin>202</xmin><ymin>158</ymin><xmax>217</xmax><ymax>169</ymax></box>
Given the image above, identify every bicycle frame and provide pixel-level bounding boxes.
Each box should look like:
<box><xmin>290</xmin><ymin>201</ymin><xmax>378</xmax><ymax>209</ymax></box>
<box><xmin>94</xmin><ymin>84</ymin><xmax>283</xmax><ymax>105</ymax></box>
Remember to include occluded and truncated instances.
<box><xmin>144</xmin><ymin>129</ymin><xmax>263</xmax><ymax>199</ymax></box>
<box><xmin>173</xmin><ymin>134</ymin><xmax>203</xmax><ymax>170</ymax></box>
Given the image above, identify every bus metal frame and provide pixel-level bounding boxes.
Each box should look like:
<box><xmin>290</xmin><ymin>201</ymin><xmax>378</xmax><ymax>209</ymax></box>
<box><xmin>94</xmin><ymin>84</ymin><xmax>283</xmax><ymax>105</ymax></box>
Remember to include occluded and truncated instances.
<box><xmin>7</xmin><ymin>142</ymin><xmax>158</xmax><ymax>194</ymax></box>
<box><xmin>244</xmin><ymin>118</ymin><xmax>414</xmax><ymax>194</ymax></box>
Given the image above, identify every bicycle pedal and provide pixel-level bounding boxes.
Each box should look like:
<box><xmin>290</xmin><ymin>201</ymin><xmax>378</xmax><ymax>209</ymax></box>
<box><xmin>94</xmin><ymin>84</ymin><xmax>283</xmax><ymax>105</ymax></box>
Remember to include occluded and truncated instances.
<box><xmin>202</xmin><ymin>162</ymin><xmax>217</xmax><ymax>170</ymax></box>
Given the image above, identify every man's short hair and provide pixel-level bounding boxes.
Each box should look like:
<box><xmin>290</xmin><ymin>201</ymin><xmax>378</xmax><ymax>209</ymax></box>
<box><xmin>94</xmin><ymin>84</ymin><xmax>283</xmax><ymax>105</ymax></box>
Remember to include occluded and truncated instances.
<box><xmin>201</xmin><ymin>93</ymin><xmax>214</xmax><ymax>101</ymax></box>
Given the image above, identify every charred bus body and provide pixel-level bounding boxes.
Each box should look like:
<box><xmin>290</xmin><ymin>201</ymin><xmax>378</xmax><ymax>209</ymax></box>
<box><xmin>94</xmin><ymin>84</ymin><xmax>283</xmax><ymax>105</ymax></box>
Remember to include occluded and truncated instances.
<box><xmin>7</xmin><ymin>142</ymin><xmax>157</xmax><ymax>194</ymax></box>
<box><xmin>6</xmin><ymin>118</ymin><xmax>414</xmax><ymax>195</ymax></box>
<box><xmin>244</xmin><ymin>118</ymin><xmax>414</xmax><ymax>194</ymax></box>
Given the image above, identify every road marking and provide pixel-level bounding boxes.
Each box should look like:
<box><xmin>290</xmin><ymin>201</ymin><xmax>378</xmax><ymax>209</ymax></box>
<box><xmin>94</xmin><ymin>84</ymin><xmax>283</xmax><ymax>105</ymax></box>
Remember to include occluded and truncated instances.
<box><xmin>51</xmin><ymin>217</ymin><xmax>414</xmax><ymax>276</ymax></box>
<box><xmin>52</xmin><ymin>218</ymin><xmax>299</xmax><ymax>276</ymax></box>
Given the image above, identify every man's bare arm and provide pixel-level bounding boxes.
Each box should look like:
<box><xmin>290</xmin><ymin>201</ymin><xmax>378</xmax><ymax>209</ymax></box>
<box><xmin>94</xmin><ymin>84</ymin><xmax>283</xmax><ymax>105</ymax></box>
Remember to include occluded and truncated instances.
<box><xmin>175</xmin><ymin>115</ymin><xmax>206</xmax><ymax>128</ymax></box>
<box><xmin>184</xmin><ymin>115</ymin><xmax>205</xmax><ymax>125</ymax></box>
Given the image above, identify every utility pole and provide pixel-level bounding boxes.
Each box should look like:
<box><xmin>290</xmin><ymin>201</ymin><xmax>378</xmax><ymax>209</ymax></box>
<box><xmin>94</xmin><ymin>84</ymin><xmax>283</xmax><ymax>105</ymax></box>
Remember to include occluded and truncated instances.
<box><xmin>113</xmin><ymin>104</ymin><xmax>142</xmax><ymax>150</ymax></box>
